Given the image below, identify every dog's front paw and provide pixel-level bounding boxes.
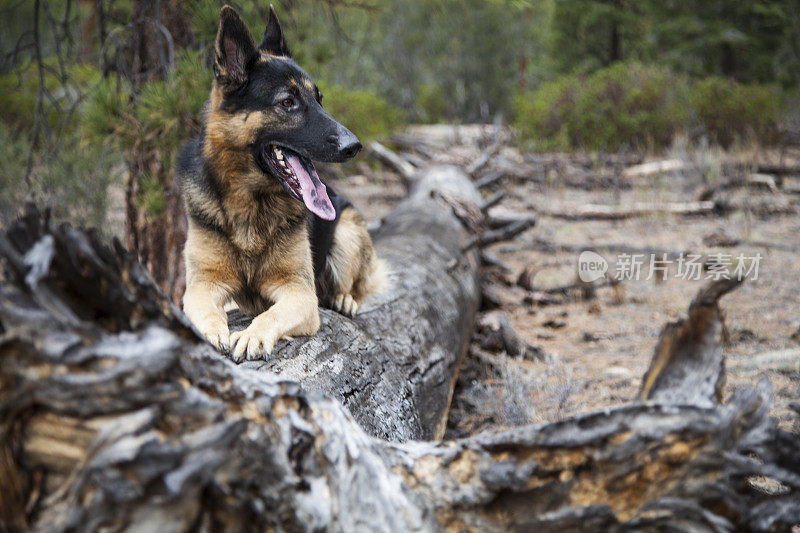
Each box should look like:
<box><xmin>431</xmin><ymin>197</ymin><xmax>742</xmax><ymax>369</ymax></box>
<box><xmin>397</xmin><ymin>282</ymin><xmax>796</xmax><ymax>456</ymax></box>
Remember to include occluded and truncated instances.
<box><xmin>197</xmin><ymin>320</ymin><xmax>231</xmax><ymax>353</ymax></box>
<box><xmin>230</xmin><ymin>327</ymin><xmax>278</xmax><ymax>362</ymax></box>
<box><xmin>333</xmin><ymin>293</ymin><xmax>360</xmax><ymax>317</ymax></box>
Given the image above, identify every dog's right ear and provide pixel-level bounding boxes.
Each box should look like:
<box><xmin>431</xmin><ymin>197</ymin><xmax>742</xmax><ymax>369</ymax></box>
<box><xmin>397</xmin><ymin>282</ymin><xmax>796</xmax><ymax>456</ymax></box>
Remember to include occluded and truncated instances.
<box><xmin>214</xmin><ymin>6</ymin><xmax>255</xmax><ymax>90</ymax></box>
<box><xmin>259</xmin><ymin>5</ymin><xmax>291</xmax><ymax>57</ymax></box>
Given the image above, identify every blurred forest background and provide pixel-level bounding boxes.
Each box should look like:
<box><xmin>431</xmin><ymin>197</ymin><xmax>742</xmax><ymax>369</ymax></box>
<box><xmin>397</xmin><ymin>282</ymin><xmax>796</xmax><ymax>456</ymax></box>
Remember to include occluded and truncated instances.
<box><xmin>1</xmin><ymin>0</ymin><xmax>799</xmax><ymax>299</ymax></box>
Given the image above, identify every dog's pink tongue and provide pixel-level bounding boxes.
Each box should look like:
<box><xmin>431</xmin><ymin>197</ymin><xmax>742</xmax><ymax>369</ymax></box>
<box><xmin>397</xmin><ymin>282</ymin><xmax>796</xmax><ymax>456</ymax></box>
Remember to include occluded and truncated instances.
<box><xmin>286</xmin><ymin>154</ymin><xmax>335</xmax><ymax>220</ymax></box>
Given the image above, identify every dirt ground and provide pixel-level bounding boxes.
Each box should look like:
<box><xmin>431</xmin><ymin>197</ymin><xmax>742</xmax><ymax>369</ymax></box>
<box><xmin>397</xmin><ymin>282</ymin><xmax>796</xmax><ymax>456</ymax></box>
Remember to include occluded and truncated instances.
<box><xmin>331</xmin><ymin>125</ymin><xmax>800</xmax><ymax>439</ymax></box>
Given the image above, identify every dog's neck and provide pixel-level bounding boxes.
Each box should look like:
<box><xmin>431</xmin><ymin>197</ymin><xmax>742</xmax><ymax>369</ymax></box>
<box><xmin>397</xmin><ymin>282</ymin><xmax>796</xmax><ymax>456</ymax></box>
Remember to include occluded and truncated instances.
<box><xmin>202</xmin><ymin>140</ymin><xmax>307</xmax><ymax>254</ymax></box>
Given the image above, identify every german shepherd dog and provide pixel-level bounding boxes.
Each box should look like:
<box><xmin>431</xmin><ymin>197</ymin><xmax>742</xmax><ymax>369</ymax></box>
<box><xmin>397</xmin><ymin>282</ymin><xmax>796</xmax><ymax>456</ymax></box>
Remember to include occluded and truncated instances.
<box><xmin>178</xmin><ymin>5</ymin><xmax>385</xmax><ymax>361</ymax></box>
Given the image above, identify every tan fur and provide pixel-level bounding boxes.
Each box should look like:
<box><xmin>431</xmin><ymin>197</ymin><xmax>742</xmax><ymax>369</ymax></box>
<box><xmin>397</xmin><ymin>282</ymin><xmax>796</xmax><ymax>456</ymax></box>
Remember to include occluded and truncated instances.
<box><xmin>321</xmin><ymin>207</ymin><xmax>387</xmax><ymax>316</ymax></box>
<box><xmin>181</xmin><ymin>6</ymin><xmax>382</xmax><ymax>361</ymax></box>
<box><xmin>182</xmin><ymin>91</ymin><xmax>381</xmax><ymax>359</ymax></box>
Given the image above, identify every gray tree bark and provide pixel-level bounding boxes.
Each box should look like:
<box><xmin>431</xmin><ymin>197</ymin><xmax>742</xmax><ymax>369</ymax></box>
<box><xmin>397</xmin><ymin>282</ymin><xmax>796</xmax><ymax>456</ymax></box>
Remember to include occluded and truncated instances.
<box><xmin>1</xmin><ymin>184</ymin><xmax>799</xmax><ymax>531</ymax></box>
<box><xmin>231</xmin><ymin>165</ymin><xmax>482</xmax><ymax>441</ymax></box>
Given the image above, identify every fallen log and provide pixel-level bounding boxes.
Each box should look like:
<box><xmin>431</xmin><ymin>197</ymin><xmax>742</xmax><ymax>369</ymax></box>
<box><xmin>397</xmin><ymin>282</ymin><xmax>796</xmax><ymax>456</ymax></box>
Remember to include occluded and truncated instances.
<box><xmin>229</xmin><ymin>164</ymin><xmax>482</xmax><ymax>441</ymax></box>
<box><xmin>2</xmin><ymin>231</ymin><xmax>799</xmax><ymax>531</ymax></box>
<box><xmin>542</xmin><ymin>201</ymin><xmax>718</xmax><ymax>220</ymax></box>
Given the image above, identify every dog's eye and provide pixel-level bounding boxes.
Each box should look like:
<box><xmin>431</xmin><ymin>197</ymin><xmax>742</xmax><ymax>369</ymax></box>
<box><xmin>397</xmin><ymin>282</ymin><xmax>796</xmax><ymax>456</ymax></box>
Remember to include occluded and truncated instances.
<box><xmin>280</xmin><ymin>97</ymin><xmax>295</xmax><ymax>109</ymax></box>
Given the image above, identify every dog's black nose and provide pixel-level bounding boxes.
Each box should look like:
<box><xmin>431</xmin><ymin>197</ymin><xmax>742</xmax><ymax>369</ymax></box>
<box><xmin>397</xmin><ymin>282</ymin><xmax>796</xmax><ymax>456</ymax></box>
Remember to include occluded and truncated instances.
<box><xmin>327</xmin><ymin>133</ymin><xmax>362</xmax><ymax>160</ymax></box>
<box><xmin>339</xmin><ymin>139</ymin><xmax>362</xmax><ymax>159</ymax></box>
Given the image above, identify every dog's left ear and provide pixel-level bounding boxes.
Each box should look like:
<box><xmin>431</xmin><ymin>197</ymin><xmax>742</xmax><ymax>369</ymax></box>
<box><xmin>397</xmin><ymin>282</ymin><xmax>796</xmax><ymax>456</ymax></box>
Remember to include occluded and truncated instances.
<box><xmin>259</xmin><ymin>5</ymin><xmax>291</xmax><ymax>57</ymax></box>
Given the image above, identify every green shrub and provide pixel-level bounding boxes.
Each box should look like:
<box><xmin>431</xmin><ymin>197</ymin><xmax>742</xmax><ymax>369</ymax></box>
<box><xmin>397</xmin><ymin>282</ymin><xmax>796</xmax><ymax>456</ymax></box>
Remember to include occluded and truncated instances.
<box><xmin>514</xmin><ymin>63</ymin><xmax>690</xmax><ymax>151</ymax></box>
<box><xmin>417</xmin><ymin>83</ymin><xmax>447</xmax><ymax>124</ymax></box>
<box><xmin>689</xmin><ymin>77</ymin><xmax>783</xmax><ymax>147</ymax></box>
<box><xmin>514</xmin><ymin>62</ymin><xmax>785</xmax><ymax>151</ymax></box>
<box><xmin>317</xmin><ymin>82</ymin><xmax>406</xmax><ymax>144</ymax></box>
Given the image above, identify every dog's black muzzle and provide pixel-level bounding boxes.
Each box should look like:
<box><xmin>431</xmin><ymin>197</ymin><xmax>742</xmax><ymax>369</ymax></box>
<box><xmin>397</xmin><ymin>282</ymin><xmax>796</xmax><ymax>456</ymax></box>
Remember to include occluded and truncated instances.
<box><xmin>326</xmin><ymin>125</ymin><xmax>362</xmax><ymax>162</ymax></box>
<box><xmin>286</xmin><ymin>104</ymin><xmax>361</xmax><ymax>164</ymax></box>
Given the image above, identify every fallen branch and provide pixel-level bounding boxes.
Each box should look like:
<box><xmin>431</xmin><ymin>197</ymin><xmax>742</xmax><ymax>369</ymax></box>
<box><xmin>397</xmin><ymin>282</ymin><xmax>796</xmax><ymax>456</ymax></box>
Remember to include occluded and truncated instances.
<box><xmin>755</xmin><ymin>164</ymin><xmax>800</xmax><ymax>176</ymax></box>
<box><xmin>528</xmin><ymin>238</ymin><xmax>689</xmax><ymax>259</ymax></box>
<box><xmin>542</xmin><ymin>201</ymin><xmax>717</xmax><ymax>220</ymax></box>
<box><xmin>464</xmin><ymin>215</ymin><xmax>537</xmax><ymax>250</ymax></box>
<box><xmin>479</xmin><ymin>190</ymin><xmax>505</xmax><ymax>213</ymax></box>
<box><xmin>366</xmin><ymin>141</ymin><xmax>417</xmax><ymax>183</ymax></box>
<box><xmin>475</xmin><ymin>311</ymin><xmax>547</xmax><ymax>361</ymax></box>
<box><xmin>696</xmin><ymin>173</ymin><xmax>779</xmax><ymax>201</ymax></box>
<box><xmin>622</xmin><ymin>159</ymin><xmax>689</xmax><ymax>179</ymax></box>
<box><xmin>474</xmin><ymin>170</ymin><xmax>505</xmax><ymax>189</ymax></box>
<box><xmin>466</xmin><ymin>138</ymin><xmax>502</xmax><ymax>176</ymax></box>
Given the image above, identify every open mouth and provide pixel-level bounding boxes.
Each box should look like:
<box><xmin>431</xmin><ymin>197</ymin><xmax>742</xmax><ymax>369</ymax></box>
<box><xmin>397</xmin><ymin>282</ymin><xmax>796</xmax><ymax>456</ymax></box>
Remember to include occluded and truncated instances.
<box><xmin>259</xmin><ymin>144</ymin><xmax>336</xmax><ymax>221</ymax></box>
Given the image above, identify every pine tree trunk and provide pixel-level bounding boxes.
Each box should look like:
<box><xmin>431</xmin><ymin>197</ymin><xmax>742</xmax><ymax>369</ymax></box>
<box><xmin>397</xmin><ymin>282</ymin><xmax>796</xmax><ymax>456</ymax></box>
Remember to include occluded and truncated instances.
<box><xmin>125</xmin><ymin>0</ymin><xmax>190</xmax><ymax>303</ymax></box>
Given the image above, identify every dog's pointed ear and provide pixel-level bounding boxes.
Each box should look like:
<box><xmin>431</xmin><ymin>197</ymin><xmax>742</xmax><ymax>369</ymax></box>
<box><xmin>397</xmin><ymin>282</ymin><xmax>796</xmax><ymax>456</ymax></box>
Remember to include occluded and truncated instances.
<box><xmin>214</xmin><ymin>6</ymin><xmax>256</xmax><ymax>90</ymax></box>
<box><xmin>259</xmin><ymin>5</ymin><xmax>291</xmax><ymax>57</ymax></box>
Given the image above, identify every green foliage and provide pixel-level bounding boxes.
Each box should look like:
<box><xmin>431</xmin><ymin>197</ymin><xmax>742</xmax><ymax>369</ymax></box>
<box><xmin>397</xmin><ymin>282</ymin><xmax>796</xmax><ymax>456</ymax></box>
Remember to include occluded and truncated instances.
<box><xmin>549</xmin><ymin>0</ymin><xmax>800</xmax><ymax>89</ymax></box>
<box><xmin>80</xmin><ymin>49</ymin><xmax>211</xmax><ymax>220</ymax></box>
<box><xmin>514</xmin><ymin>62</ymin><xmax>784</xmax><ymax>151</ymax></box>
<box><xmin>514</xmin><ymin>63</ymin><xmax>689</xmax><ymax>151</ymax></box>
<box><xmin>417</xmin><ymin>83</ymin><xmax>447</xmax><ymax>124</ymax></box>
<box><xmin>317</xmin><ymin>82</ymin><xmax>405</xmax><ymax>143</ymax></box>
<box><xmin>83</xmin><ymin>77</ymin><xmax>134</xmax><ymax>146</ymax></box>
<box><xmin>0</xmin><ymin>60</ymin><xmax>101</xmax><ymax>132</ymax></box>
<box><xmin>689</xmin><ymin>77</ymin><xmax>783</xmax><ymax>148</ymax></box>
<box><xmin>135</xmin><ymin>50</ymin><xmax>211</xmax><ymax>154</ymax></box>
<box><xmin>549</xmin><ymin>0</ymin><xmax>643</xmax><ymax>74</ymax></box>
<box><xmin>138</xmin><ymin>173</ymin><xmax>167</xmax><ymax>217</ymax></box>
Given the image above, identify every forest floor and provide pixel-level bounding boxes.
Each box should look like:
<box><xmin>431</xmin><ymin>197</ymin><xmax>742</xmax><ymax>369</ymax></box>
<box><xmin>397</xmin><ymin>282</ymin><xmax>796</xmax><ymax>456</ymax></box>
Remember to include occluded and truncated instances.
<box><xmin>331</xmin><ymin>125</ymin><xmax>800</xmax><ymax>438</ymax></box>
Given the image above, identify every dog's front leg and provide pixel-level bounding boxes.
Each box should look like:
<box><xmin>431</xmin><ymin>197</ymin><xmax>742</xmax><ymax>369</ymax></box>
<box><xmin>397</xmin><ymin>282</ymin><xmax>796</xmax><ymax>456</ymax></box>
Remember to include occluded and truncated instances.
<box><xmin>183</xmin><ymin>279</ymin><xmax>232</xmax><ymax>352</ymax></box>
<box><xmin>230</xmin><ymin>282</ymin><xmax>320</xmax><ymax>361</ymax></box>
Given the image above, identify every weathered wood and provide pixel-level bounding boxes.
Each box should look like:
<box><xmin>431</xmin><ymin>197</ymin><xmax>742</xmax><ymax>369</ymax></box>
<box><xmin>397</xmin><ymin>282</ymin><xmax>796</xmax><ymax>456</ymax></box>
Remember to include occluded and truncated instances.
<box><xmin>621</xmin><ymin>158</ymin><xmax>689</xmax><ymax>179</ymax></box>
<box><xmin>464</xmin><ymin>215</ymin><xmax>536</xmax><ymax>250</ymax></box>
<box><xmin>543</xmin><ymin>201</ymin><xmax>718</xmax><ymax>220</ymax></box>
<box><xmin>639</xmin><ymin>278</ymin><xmax>741</xmax><ymax>406</ymax></box>
<box><xmin>222</xmin><ymin>164</ymin><xmax>482</xmax><ymax>441</ymax></box>
<box><xmin>696</xmin><ymin>173</ymin><xmax>779</xmax><ymax>201</ymax></box>
<box><xmin>466</xmin><ymin>138</ymin><xmax>502</xmax><ymax>176</ymax></box>
<box><xmin>366</xmin><ymin>141</ymin><xmax>418</xmax><ymax>183</ymax></box>
<box><xmin>1</xmin><ymin>231</ymin><xmax>798</xmax><ymax>531</ymax></box>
